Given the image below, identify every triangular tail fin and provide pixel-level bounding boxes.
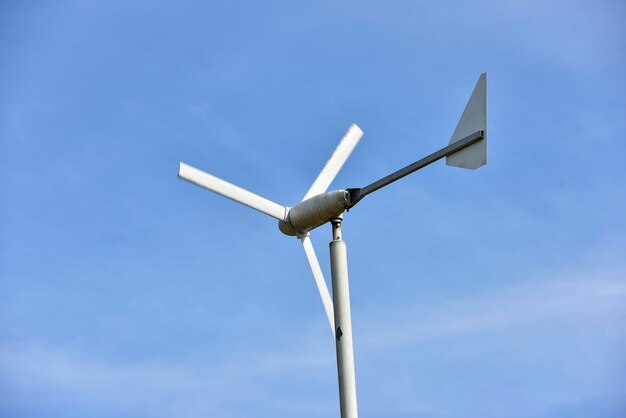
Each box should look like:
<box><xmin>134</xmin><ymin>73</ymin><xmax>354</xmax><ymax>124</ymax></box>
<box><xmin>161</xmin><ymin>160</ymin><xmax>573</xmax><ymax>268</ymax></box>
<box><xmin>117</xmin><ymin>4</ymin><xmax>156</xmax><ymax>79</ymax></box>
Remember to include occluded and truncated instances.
<box><xmin>446</xmin><ymin>73</ymin><xmax>487</xmax><ymax>170</ymax></box>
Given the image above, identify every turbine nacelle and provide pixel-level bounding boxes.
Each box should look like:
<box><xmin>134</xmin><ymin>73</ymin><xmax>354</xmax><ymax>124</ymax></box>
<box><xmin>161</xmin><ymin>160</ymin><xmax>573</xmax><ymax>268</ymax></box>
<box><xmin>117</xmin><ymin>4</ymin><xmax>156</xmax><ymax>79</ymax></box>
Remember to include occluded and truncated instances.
<box><xmin>278</xmin><ymin>190</ymin><xmax>349</xmax><ymax>237</ymax></box>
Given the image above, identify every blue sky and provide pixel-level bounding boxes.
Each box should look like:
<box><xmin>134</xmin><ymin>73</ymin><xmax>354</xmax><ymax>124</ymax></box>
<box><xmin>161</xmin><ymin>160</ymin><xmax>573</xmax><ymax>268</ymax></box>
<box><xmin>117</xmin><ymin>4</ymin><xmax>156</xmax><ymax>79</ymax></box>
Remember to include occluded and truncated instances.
<box><xmin>1</xmin><ymin>1</ymin><xmax>625</xmax><ymax>417</ymax></box>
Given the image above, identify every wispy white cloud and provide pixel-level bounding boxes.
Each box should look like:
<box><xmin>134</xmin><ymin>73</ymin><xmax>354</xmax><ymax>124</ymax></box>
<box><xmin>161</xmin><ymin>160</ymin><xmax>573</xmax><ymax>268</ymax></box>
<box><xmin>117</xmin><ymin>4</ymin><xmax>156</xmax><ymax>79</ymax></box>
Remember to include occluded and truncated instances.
<box><xmin>0</xmin><ymin>337</ymin><xmax>334</xmax><ymax>418</ymax></box>
<box><xmin>2</xmin><ymin>268</ymin><xmax>624</xmax><ymax>417</ymax></box>
<box><xmin>354</xmin><ymin>268</ymin><xmax>626</xmax><ymax>417</ymax></box>
<box><xmin>358</xmin><ymin>268</ymin><xmax>626</xmax><ymax>350</ymax></box>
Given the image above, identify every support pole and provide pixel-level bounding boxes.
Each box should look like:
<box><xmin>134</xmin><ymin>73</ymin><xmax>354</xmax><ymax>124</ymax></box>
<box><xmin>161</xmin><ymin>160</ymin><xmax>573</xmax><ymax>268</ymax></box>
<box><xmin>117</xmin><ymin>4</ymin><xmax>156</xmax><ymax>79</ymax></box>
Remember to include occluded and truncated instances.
<box><xmin>329</xmin><ymin>217</ymin><xmax>358</xmax><ymax>418</ymax></box>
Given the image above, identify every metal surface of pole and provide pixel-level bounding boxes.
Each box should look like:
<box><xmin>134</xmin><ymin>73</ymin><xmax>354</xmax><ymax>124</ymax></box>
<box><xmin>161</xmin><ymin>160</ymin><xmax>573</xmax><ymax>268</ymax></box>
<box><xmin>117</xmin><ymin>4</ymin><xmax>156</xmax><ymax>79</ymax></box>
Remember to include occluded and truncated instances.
<box><xmin>329</xmin><ymin>217</ymin><xmax>358</xmax><ymax>418</ymax></box>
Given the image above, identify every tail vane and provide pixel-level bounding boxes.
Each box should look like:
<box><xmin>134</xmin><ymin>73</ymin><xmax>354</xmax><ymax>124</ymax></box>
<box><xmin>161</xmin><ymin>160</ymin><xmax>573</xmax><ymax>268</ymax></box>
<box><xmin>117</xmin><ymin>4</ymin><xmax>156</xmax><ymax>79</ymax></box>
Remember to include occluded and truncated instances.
<box><xmin>446</xmin><ymin>72</ymin><xmax>487</xmax><ymax>170</ymax></box>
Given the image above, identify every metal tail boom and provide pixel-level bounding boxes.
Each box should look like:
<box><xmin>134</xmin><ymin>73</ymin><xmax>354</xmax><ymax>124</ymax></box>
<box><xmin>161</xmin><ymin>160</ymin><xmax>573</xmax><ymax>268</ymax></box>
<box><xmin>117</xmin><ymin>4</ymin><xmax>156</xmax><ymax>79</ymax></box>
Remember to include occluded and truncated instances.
<box><xmin>347</xmin><ymin>129</ymin><xmax>484</xmax><ymax>209</ymax></box>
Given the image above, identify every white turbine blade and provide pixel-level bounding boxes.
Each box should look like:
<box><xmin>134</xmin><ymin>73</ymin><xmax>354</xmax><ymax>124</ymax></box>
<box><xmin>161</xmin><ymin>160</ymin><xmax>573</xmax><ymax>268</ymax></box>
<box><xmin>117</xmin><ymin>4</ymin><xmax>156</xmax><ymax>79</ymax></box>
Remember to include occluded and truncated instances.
<box><xmin>303</xmin><ymin>123</ymin><xmax>363</xmax><ymax>201</ymax></box>
<box><xmin>178</xmin><ymin>162</ymin><xmax>288</xmax><ymax>221</ymax></box>
<box><xmin>300</xmin><ymin>235</ymin><xmax>335</xmax><ymax>335</ymax></box>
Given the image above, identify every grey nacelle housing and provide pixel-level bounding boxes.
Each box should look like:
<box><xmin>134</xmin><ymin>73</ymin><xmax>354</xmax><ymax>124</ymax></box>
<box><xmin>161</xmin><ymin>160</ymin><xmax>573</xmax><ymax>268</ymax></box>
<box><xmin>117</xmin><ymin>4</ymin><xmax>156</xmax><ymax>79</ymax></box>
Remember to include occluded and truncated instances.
<box><xmin>279</xmin><ymin>190</ymin><xmax>349</xmax><ymax>236</ymax></box>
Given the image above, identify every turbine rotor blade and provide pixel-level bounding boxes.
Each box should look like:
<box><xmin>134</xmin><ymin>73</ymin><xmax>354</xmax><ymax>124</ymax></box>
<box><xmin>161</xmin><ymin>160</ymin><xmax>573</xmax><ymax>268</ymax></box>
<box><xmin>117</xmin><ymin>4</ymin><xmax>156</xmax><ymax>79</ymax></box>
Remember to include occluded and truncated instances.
<box><xmin>300</xmin><ymin>234</ymin><xmax>335</xmax><ymax>336</ymax></box>
<box><xmin>303</xmin><ymin>124</ymin><xmax>363</xmax><ymax>201</ymax></box>
<box><xmin>178</xmin><ymin>162</ymin><xmax>288</xmax><ymax>221</ymax></box>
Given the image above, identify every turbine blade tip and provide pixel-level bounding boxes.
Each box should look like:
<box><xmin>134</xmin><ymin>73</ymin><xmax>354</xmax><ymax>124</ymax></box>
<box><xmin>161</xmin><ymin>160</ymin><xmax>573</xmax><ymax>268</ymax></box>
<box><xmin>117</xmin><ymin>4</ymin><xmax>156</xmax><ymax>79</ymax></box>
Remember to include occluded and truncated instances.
<box><xmin>350</xmin><ymin>123</ymin><xmax>363</xmax><ymax>134</ymax></box>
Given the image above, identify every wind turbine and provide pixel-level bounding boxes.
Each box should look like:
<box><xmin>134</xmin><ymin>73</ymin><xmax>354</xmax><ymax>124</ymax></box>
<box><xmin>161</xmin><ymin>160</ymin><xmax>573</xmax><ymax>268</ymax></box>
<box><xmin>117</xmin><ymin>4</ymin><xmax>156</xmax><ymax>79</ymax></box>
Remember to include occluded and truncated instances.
<box><xmin>178</xmin><ymin>73</ymin><xmax>487</xmax><ymax>418</ymax></box>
